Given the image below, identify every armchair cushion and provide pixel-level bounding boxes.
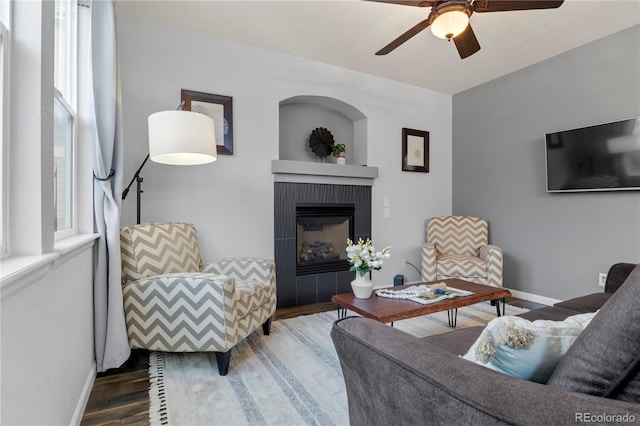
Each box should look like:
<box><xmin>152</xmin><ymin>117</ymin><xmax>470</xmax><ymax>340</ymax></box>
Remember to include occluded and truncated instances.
<box><xmin>120</xmin><ymin>223</ymin><xmax>202</xmax><ymax>283</ymax></box>
<box><xmin>437</xmin><ymin>254</ymin><xmax>487</xmax><ymax>279</ymax></box>
<box><xmin>427</xmin><ymin>216</ymin><xmax>488</xmax><ymax>256</ymax></box>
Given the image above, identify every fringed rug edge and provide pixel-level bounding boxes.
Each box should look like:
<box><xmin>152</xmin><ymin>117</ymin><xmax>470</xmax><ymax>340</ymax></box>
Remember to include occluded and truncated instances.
<box><xmin>148</xmin><ymin>351</ymin><xmax>169</xmax><ymax>425</ymax></box>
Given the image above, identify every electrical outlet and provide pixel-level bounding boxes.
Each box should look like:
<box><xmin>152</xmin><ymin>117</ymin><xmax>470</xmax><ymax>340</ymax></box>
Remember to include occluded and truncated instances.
<box><xmin>401</xmin><ymin>258</ymin><xmax>407</xmax><ymax>269</ymax></box>
<box><xmin>598</xmin><ymin>273</ymin><xmax>607</xmax><ymax>287</ymax></box>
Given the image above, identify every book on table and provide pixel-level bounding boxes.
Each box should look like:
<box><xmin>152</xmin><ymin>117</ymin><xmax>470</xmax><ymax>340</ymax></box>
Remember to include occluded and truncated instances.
<box><xmin>409</xmin><ymin>287</ymin><xmax>474</xmax><ymax>305</ymax></box>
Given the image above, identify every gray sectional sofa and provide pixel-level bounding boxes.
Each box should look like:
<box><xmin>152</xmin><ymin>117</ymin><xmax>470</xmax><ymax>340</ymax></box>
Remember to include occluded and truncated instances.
<box><xmin>331</xmin><ymin>263</ymin><xmax>640</xmax><ymax>425</ymax></box>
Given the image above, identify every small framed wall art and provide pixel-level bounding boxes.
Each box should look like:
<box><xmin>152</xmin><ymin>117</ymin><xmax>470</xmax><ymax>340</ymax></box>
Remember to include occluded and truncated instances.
<box><xmin>181</xmin><ymin>89</ymin><xmax>233</xmax><ymax>155</ymax></box>
<box><xmin>402</xmin><ymin>128</ymin><xmax>429</xmax><ymax>173</ymax></box>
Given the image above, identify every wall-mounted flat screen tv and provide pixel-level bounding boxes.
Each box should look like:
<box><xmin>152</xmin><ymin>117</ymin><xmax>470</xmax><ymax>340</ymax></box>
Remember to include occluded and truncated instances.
<box><xmin>546</xmin><ymin>117</ymin><xmax>640</xmax><ymax>192</ymax></box>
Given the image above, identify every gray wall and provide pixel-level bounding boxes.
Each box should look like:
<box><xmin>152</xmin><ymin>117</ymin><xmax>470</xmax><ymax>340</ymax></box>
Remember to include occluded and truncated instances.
<box><xmin>452</xmin><ymin>25</ymin><xmax>640</xmax><ymax>300</ymax></box>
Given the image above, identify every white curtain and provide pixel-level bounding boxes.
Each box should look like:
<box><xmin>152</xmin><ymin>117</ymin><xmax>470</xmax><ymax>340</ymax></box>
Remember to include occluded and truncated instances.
<box><xmin>79</xmin><ymin>0</ymin><xmax>130</xmax><ymax>372</ymax></box>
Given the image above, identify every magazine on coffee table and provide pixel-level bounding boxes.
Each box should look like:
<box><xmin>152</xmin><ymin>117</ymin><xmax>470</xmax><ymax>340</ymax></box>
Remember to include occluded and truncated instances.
<box><xmin>409</xmin><ymin>287</ymin><xmax>474</xmax><ymax>305</ymax></box>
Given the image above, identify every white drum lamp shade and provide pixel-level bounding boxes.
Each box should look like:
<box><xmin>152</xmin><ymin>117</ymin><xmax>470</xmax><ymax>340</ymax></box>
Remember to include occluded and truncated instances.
<box><xmin>148</xmin><ymin>110</ymin><xmax>217</xmax><ymax>165</ymax></box>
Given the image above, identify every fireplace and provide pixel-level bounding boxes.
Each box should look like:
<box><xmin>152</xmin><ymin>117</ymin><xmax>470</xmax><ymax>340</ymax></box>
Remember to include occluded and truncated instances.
<box><xmin>274</xmin><ymin>182</ymin><xmax>371</xmax><ymax>308</ymax></box>
<box><xmin>296</xmin><ymin>204</ymin><xmax>354</xmax><ymax>275</ymax></box>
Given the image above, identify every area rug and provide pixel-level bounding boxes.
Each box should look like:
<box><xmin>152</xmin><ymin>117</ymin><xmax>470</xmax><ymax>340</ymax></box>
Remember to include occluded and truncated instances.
<box><xmin>148</xmin><ymin>302</ymin><xmax>528</xmax><ymax>425</ymax></box>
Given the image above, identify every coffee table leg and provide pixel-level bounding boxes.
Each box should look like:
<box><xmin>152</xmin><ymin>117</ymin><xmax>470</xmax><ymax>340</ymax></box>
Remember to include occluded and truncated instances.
<box><xmin>496</xmin><ymin>297</ymin><xmax>506</xmax><ymax>316</ymax></box>
<box><xmin>338</xmin><ymin>307</ymin><xmax>347</xmax><ymax>319</ymax></box>
<box><xmin>447</xmin><ymin>308</ymin><xmax>458</xmax><ymax>328</ymax></box>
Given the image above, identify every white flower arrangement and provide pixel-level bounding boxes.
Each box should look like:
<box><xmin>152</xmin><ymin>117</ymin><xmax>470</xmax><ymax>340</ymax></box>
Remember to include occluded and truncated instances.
<box><xmin>346</xmin><ymin>238</ymin><xmax>392</xmax><ymax>277</ymax></box>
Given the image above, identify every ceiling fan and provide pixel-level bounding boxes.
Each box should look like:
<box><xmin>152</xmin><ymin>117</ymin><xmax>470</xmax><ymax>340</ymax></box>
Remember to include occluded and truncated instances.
<box><xmin>370</xmin><ymin>0</ymin><xmax>564</xmax><ymax>59</ymax></box>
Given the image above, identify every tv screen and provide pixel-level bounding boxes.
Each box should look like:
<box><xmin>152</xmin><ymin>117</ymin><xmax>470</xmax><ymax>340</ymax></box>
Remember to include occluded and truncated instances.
<box><xmin>545</xmin><ymin>117</ymin><xmax>640</xmax><ymax>192</ymax></box>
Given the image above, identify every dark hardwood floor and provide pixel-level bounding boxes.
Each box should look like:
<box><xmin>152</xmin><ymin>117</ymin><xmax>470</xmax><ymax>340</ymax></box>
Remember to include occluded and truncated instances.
<box><xmin>80</xmin><ymin>297</ymin><xmax>545</xmax><ymax>425</ymax></box>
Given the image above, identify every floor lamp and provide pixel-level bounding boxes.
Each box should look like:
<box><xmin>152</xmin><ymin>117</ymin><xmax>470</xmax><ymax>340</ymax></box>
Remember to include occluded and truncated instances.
<box><xmin>122</xmin><ymin>108</ymin><xmax>217</xmax><ymax>224</ymax></box>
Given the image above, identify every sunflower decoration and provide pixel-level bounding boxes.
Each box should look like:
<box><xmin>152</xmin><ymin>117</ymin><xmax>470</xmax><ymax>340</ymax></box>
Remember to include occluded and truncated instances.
<box><xmin>309</xmin><ymin>127</ymin><xmax>335</xmax><ymax>160</ymax></box>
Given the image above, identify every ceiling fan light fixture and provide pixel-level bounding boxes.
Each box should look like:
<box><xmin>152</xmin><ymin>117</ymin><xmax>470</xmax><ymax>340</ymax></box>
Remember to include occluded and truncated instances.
<box><xmin>431</xmin><ymin>9</ymin><xmax>470</xmax><ymax>40</ymax></box>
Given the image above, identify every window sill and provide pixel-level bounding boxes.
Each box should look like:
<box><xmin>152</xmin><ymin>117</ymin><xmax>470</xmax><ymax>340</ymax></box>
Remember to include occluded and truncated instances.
<box><xmin>54</xmin><ymin>233</ymin><xmax>100</xmax><ymax>255</ymax></box>
<box><xmin>1</xmin><ymin>233</ymin><xmax>99</xmax><ymax>301</ymax></box>
<box><xmin>53</xmin><ymin>233</ymin><xmax>100</xmax><ymax>269</ymax></box>
<box><xmin>0</xmin><ymin>253</ymin><xmax>59</xmax><ymax>300</ymax></box>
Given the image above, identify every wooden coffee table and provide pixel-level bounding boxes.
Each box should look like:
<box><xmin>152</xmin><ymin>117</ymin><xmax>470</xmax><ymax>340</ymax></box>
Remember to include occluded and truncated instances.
<box><xmin>331</xmin><ymin>278</ymin><xmax>511</xmax><ymax>327</ymax></box>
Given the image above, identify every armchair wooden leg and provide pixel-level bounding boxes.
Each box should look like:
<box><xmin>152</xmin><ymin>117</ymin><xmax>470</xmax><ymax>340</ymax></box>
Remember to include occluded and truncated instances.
<box><xmin>262</xmin><ymin>316</ymin><xmax>273</xmax><ymax>335</ymax></box>
<box><xmin>125</xmin><ymin>348</ymin><xmax>142</xmax><ymax>369</ymax></box>
<box><xmin>215</xmin><ymin>350</ymin><xmax>232</xmax><ymax>376</ymax></box>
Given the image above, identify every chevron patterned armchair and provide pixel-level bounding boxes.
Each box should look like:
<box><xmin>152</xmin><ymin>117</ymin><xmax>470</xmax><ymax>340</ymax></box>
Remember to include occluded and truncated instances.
<box><xmin>421</xmin><ymin>216</ymin><xmax>503</xmax><ymax>288</ymax></box>
<box><xmin>119</xmin><ymin>222</ymin><xmax>277</xmax><ymax>375</ymax></box>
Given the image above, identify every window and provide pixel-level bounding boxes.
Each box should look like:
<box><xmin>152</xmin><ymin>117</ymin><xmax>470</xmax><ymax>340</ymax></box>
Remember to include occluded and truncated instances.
<box><xmin>0</xmin><ymin>1</ymin><xmax>10</xmax><ymax>257</ymax></box>
<box><xmin>54</xmin><ymin>93</ymin><xmax>75</xmax><ymax>233</ymax></box>
<box><xmin>53</xmin><ymin>0</ymin><xmax>77</xmax><ymax>238</ymax></box>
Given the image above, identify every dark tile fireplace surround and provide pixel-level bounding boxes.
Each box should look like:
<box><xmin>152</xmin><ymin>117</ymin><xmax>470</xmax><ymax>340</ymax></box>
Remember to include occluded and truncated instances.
<box><xmin>274</xmin><ymin>182</ymin><xmax>371</xmax><ymax>308</ymax></box>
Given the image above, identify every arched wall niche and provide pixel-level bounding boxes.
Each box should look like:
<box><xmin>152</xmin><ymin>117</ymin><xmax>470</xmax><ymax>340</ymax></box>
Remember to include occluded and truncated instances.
<box><xmin>279</xmin><ymin>95</ymin><xmax>368</xmax><ymax>165</ymax></box>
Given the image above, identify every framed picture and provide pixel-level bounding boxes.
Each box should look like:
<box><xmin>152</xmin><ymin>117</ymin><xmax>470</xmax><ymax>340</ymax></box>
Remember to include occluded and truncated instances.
<box><xmin>181</xmin><ymin>89</ymin><xmax>233</xmax><ymax>155</ymax></box>
<box><xmin>402</xmin><ymin>128</ymin><xmax>429</xmax><ymax>173</ymax></box>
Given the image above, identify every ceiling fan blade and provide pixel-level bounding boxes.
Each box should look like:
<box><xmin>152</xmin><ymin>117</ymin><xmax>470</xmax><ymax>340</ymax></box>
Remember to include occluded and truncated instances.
<box><xmin>375</xmin><ymin>18</ymin><xmax>432</xmax><ymax>55</ymax></box>
<box><xmin>473</xmin><ymin>0</ymin><xmax>563</xmax><ymax>13</ymax></box>
<box><xmin>363</xmin><ymin>0</ymin><xmax>436</xmax><ymax>7</ymax></box>
<box><xmin>453</xmin><ymin>24</ymin><xmax>481</xmax><ymax>59</ymax></box>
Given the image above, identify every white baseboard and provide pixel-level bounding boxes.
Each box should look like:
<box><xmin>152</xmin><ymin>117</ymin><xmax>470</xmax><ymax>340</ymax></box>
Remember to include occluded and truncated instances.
<box><xmin>71</xmin><ymin>361</ymin><xmax>96</xmax><ymax>426</ymax></box>
<box><xmin>505</xmin><ymin>288</ymin><xmax>560</xmax><ymax>307</ymax></box>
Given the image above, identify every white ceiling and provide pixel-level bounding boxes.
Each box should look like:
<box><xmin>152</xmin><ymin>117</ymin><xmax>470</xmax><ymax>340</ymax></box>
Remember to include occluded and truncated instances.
<box><xmin>115</xmin><ymin>0</ymin><xmax>640</xmax><ymax>94</ymax></box>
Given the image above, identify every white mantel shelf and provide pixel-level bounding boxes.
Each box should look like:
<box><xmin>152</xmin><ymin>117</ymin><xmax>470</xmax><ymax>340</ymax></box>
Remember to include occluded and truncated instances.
<box><xmin>271</xmin><ymin>160</ymin><xmax>378</xmax><ymax>186</ymax></box>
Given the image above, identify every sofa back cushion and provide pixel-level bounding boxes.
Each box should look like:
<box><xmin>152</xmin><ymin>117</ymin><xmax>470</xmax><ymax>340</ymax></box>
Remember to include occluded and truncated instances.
<box><xmin>605</xmin><ymin>262</ymin><xmax>637</xmax><ymax>294</ymax></box>
<box><xmin>120</xmin><ymin>223</ymin><xmax>203</xmax><ymax>283</ymax></box>
<box><xmin>547</xmin><ymin>264</ymin><xmax>640</xmax><ymax>402</ymax></box>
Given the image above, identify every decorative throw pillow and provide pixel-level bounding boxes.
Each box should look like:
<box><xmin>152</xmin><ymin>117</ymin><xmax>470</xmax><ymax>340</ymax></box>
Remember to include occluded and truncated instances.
<box><xmin>462</xmin><ymin>312</ymin><xmax>596</xmax><ymax>383</ymax></box>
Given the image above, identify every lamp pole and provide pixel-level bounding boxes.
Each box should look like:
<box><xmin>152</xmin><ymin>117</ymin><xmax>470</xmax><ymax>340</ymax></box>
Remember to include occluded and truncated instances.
<box><xmin>122</xmin><ymin>153</ymin><xmax>150</xmax><ymax>225</ymax></box>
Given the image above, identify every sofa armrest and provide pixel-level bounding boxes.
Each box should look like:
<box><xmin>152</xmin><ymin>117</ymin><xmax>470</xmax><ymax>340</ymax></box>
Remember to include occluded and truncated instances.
<box><xmin>421</xmin><ymin>243</ymin><xmax>436</xmax><ymax>282</ymax></box>
<box><xmin>605</xmin><ymin>263</ymin><xmax>637</xmax><ymax>294</ymax></box>
<box><xmin>478</xmin><ymin>244</ymin><xmax>503</xmax><ymax>287</ymax></box>
<box><xmin>331</xmin><ymin>317</ymin><xmax>640</xmax><ymax>426</ymax></box>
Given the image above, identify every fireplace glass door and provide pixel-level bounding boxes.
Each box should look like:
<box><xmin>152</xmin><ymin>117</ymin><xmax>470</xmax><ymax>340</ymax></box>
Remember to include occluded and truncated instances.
<box><xmin>296</xmin><ymin>204</ymin><xmax>354</xmax><ymax>275</ymax></box>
